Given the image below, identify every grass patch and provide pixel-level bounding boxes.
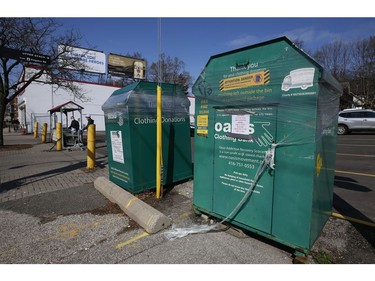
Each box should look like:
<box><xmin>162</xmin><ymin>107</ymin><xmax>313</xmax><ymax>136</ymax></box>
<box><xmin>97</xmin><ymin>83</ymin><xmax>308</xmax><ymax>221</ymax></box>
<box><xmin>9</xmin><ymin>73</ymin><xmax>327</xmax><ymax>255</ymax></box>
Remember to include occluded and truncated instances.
<box><xmin>312</xmin><ymin>250</ymin><xmax>335</xmax><ymax>264</ymax></box>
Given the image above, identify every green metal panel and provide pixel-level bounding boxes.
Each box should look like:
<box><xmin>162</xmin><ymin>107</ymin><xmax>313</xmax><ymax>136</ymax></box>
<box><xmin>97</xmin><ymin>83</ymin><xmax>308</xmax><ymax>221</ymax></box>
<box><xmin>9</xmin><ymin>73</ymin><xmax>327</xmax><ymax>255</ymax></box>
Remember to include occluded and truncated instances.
<box><xmin>212</xmin><ymin>106</ymin><xmax>277</xmax><ymax>233</ymax></box>
<box><xmin>104</xmin><ymin>109</ymin><xmax>134</xmax><ymax>189</ymax></box>
<box><xmin>102</xmin><ymin>81</ymin><xmax>192</xmax><ymax>194</ymax></box>
<box><xmin>192</xmin><ymin>37</ymin><xmax>342</xmax><ymax>254</ymax></box>
<box><xmin>309</xmin><ymin>81</ymin><xmax>340</xmax><ymax>247</ymax></box>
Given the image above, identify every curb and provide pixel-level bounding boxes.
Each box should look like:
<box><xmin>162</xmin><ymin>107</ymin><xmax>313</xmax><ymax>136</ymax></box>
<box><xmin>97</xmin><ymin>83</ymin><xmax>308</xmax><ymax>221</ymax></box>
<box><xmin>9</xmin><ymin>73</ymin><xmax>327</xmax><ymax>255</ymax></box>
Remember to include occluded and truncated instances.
<box><xmin>94</xmin><ymin>177</ymin><xmax>171</xmax><ymax>234</ymax></box>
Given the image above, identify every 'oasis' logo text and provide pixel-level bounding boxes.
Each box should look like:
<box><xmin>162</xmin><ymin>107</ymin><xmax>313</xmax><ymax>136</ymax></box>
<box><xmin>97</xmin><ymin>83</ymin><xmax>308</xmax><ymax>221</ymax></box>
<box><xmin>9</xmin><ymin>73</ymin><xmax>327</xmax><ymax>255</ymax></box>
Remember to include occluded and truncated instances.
<box><xmin>214</xmin><ymin>122</ymin><xmax>255</xmax><ymax>134</ymax></box>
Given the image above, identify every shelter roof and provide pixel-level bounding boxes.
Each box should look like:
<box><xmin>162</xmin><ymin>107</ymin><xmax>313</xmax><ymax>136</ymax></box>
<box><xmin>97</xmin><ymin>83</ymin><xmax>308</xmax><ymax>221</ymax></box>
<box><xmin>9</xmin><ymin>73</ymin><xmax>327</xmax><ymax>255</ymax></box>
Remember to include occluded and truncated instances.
<box><xmin>48</xmin><ymin>101</ymin><xmax>84</xmax><ymax>115</ymax></box>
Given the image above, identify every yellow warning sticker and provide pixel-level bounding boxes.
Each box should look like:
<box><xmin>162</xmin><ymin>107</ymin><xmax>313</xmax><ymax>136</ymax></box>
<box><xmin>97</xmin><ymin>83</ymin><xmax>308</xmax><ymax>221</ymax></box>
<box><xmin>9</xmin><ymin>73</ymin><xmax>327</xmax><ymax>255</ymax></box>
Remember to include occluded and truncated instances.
<box><xmin>197</xmin><ymin>115</ymin><xmax>208</xmax><ymax>135</ymax></box>
<box><xmin>220</xmin><ymin>70</ymin><xmax>270</xmax><ymax>91</ymax></box>
<box><xmin>197</xmin><ymin>115</ymin><xmax>208</xmax><ymax>126</ymax></box>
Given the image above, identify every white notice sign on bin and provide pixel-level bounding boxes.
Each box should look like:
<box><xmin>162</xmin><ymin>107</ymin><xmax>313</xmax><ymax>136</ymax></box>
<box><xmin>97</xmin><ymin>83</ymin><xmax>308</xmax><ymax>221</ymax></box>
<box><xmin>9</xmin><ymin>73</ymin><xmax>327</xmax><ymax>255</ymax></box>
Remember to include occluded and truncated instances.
<box><xmin>231</xmin><ymin>115</ymin><xmax>250</xmax><ymax>135</ymax></box>
<box><xmin>110</xmin><ymin>131</ymin><xmax>124</xmax><ymax>164</ymax></box>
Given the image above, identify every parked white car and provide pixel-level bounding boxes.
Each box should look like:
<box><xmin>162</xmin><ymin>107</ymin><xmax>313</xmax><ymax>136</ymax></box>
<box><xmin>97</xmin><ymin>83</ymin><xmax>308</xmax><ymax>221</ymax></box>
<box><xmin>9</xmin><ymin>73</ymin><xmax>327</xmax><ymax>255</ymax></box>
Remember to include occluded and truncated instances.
<box><xmin>337</xmin><ymin>109</ymin><xmax>375</xmax><ymax>135</ymax></box>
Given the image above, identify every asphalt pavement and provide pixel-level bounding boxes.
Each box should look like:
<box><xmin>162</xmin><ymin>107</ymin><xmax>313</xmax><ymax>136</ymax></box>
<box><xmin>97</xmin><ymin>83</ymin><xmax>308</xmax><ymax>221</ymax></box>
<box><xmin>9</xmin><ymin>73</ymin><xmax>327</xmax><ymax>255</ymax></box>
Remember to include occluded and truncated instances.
<box><xmin>0</xmin><ymin>129</ymin><xmax>374</xmax><ymax>270</ymax></box>
<box><xmin>0</xmin><ymin>130</ymin><xmax>293</xmax><ymax>265</ymax></box>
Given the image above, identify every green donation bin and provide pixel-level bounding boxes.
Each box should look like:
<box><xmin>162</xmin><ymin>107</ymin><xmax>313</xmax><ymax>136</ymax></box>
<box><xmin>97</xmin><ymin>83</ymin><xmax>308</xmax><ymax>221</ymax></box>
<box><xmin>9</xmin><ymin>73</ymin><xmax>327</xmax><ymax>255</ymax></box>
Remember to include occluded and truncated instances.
<box><xmin>192</xmin><ymin>37</ymin><xmax>342</xmax><ymax>256</ymax></box>
<box><xmin>102</xmin><ymin>81</ymin><xmax>192</xmax><ymax>194</ymax></box>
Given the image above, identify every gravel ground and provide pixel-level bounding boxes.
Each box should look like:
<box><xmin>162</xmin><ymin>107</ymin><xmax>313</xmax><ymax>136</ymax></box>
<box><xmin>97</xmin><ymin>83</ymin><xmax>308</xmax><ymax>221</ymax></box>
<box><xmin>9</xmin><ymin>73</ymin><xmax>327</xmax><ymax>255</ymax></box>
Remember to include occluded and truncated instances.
<box><xmin>311</xmin><ymin>216</ymin><xmax>375</xmax><ymax>263</ymax></box>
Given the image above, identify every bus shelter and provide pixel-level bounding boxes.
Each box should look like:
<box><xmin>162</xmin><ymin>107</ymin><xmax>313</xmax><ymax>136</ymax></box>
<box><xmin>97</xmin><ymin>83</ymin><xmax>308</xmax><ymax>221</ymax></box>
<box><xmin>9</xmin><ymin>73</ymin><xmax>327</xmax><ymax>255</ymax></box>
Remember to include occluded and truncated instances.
<box><xmin>48</xmin><ymin>101</ymin><xmax>84</xmax><ymax>147</ymax></box>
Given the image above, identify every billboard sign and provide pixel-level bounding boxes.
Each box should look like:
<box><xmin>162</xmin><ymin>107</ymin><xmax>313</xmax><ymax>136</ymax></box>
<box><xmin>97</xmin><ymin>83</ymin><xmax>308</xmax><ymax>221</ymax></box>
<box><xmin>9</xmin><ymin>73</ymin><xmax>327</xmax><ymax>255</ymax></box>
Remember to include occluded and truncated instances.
<box><xmin>58</xmin><ymin>45</ymin><xmax>106</xmax><ymax>74</ymax></box>
<box><xmin>108</xmin><ymin>53</ymin><xmax>146</xmax><ymax>79</ymax></box>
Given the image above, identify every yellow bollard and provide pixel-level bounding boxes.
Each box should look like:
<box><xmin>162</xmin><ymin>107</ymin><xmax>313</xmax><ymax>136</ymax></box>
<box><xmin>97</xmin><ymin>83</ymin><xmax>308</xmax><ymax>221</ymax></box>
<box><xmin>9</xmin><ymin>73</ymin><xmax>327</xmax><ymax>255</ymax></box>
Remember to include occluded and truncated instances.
<box><xmin>56</xmin><ymin>122</ymin><xmax>62</xmax><ymax>151</ymax></box>
<box><xmin>41</xmin><ymin>123</ymin><xmax>47</xmax><ymax>143</ymax></box>
<box><xmin>33</xmin><ymin>122</ymin><xmax>39</xmax><ymax>138</ymax></box>
<box><xmin>87</xmin><ymin>124</ymin><xmax>96</xmax><ymax>169</ymax></box>
<box><xmin>156</xmin><ymin>85</ymin><xmax>163</xmax><ymax>199</ymax></box>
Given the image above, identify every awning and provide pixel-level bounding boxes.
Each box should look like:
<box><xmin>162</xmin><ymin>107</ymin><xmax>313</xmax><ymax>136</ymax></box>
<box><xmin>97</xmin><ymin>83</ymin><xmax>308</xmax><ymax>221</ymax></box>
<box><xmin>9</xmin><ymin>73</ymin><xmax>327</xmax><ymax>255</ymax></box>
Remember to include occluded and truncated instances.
<box><xmin>49</xmin><ymin>101</ymin><xmax>84</xmax><ymax>115</ymax></box>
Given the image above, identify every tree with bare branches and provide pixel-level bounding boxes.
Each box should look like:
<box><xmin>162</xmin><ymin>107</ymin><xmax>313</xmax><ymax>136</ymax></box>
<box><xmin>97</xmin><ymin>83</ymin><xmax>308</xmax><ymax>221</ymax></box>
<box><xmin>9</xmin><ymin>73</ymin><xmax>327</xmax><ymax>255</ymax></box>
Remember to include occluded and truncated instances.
<box><xmin>314</xmin><ymin>39</ymin><xmax>351</xmax><ymax>81</ymax></box>
<box><xmin>148</xmin><ymin>53</ymin><xmax>192</xmax><ymax>93</ymax></box>
<box><xmin>0</xmin><ymin>18</ymin><xmax>89</xmax><ymax>146</ymax></box>
<box><xmin>351</xmin><ymin>36</ymin><xmax>375</xmax><ymax>108</ymax></box>
<box><xmin>314</xmin><ymin>37</ymin><xmax>375</xmax><ymax>109</ymax></box>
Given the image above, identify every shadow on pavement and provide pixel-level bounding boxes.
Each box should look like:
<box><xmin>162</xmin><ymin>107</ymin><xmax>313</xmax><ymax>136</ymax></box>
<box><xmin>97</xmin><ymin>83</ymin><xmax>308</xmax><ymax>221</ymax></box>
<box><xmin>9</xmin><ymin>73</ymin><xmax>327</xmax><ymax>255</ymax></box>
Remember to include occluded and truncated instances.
<box><xmin>333</xmin><ymin>193</ymin><xmax>375</xmax><ymax>248</ymax></box>
<box><xmin>334</xmin><ymin>175</ymin><xmax>372</xmax><ymax>192</ymax></box>
<box><xmin>0</xmin><ymin>159</ymin><xmax>103</xmax><ymax>193</ymax></box>
<box><xmin>0</xmin><ymin>184</ymin><xmax>122</xmax><ymax>223</ymax></box>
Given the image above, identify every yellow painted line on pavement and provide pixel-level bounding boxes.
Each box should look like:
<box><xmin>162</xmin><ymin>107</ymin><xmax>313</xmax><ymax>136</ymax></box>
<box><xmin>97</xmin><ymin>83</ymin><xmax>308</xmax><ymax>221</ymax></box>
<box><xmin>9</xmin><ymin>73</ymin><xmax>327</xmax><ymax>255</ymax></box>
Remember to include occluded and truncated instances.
<box><xmin>0</xmin><ymin>221</ymin><xmax>102</xmax><ymax>256</ymax></box>
<box><xmin>335</xmin><ymin>170</ymin><xmax>375</xmax><ymax>178</ymax></box>
<box><xmin>116</xmin><ymin>231</ymin><xmax>149</xmax><ymax>249</ymax></box>
<box><xmin>338</xmin><ymin>144</ymin><xmax>375</xmax><ymax>147</ymax></box>
<box><xmin>0</xmin><ymin>247</ymin><xmax>16</xmax><ymax>256</ymax></box>
<box><xmin>332</xmin><ymin>212</ymin><xmax>375</xmax><ymax>228</ymax></box>
<box><xmin>47</xmin><ymin>221</ymin><xmax>101</xmax><ymax>239</ymax></box>
<box><xmin>337</xmin><ymin>153</ymin><xmax>375</xmax><ymax>158</ymax></box>
<box><xmin>339</xmin><ymin>138</ymin><xmax>375</xmax><ymax>141</ymax></box>
<box><xmin>175</xmin><ymin>210</ymin><xmax>195</xmax><ymax>222</ymax></box>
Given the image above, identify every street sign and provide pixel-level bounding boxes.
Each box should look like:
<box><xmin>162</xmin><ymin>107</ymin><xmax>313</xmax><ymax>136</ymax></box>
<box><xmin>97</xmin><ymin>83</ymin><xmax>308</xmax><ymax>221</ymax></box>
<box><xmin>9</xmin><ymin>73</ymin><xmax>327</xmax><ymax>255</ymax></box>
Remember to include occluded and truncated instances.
<box><xmin>0</xmin><ymin>46</ymin><xmax>51</xmax><ymax>65</ymax></box>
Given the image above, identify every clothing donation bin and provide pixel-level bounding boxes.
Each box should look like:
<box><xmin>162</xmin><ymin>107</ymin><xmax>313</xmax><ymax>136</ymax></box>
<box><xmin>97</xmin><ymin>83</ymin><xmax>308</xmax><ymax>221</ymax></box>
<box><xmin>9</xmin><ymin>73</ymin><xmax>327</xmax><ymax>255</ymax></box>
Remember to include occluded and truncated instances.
<box><xmin>102</xmin><ymin>81</ymin><xmax>192</xmax><ymax>194</ymax></box>
<box><xmin>192</xmin><ymin>37</ymin><xmax>342</xmax><ymax>256</ymax></box>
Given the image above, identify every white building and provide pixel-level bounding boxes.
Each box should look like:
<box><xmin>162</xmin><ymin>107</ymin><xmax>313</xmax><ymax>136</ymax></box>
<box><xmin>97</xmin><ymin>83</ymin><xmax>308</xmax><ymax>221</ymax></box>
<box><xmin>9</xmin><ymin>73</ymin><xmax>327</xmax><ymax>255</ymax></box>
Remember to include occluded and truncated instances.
<box><xmin>17</xmin><ymin>67</ymin><xmax>197</xmax><ymax>134</ymax></box>
<box><xmin>17</xmin><ymin>67</ymin><xmax>121</xmax><ymax>133</ymax></box>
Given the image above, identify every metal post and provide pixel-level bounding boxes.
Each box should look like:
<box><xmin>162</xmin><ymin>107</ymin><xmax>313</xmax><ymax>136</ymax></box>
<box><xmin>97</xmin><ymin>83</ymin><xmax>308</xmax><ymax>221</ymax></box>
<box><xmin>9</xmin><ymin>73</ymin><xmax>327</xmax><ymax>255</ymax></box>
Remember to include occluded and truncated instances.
<box><xmin>33</xmin><ymin>122</ymin><xmax>39</xmax><ymax>138</ymax></box>
<box><xmin>56</xmin><ymin>122</ymin><xmax>62</xmax><ymax>151</ymax></box>
<box><xmin>156</xmin><ymin>85</ymin><xmax>163</xmax><ymax>199</ymax></box>
<box><xmin>87</xmin><ymin>124</ymin><xmax>96</xmax><ymax>169</ymax></box>
<box><xmin>41</xmin><ymin>123</ymin><xmax>47</xmax><ymax>143</ymax></box>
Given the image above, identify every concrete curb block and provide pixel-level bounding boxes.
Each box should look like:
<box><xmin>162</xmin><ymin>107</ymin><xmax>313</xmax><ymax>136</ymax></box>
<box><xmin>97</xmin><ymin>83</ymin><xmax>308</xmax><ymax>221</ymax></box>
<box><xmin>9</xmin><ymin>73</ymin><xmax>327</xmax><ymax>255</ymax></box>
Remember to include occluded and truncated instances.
<box><xmin>94</xmin><ymin>176</ymin><xmax>171</xmax><ymax>234</ymax></box>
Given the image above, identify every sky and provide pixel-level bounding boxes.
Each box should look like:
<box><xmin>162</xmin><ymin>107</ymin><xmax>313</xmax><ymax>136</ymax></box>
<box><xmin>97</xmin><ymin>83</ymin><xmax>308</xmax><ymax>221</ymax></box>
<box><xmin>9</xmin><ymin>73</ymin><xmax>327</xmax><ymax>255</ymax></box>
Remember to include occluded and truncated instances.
<box><xmin>57</xmin><ymin>17</ymin><xmax>375</xmax><ymax>85</ymax></box>
<box><xmin>3</xmin><ymin>1</ymin><xmax>375</xmax><ymax>91</ymax></box>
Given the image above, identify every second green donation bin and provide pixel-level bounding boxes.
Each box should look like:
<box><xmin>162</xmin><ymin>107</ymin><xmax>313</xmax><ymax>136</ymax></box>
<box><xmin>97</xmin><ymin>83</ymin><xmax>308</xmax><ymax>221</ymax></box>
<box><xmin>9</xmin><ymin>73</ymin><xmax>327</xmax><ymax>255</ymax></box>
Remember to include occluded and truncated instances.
<box><xmin>102</xmin><ymin>81</ymin><xmax>192</xmax><ymax>194</ymax></box>
<box><xmin>192</xmin><ymin>37</ymin><xmax>342</xmax><ymax>255</ymax></box>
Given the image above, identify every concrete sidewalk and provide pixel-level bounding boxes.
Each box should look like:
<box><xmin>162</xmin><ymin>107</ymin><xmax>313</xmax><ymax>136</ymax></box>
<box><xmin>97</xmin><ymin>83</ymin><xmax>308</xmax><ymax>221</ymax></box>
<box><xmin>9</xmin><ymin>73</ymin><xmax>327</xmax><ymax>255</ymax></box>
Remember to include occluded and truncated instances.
<box><xmin>2</xmin><ymin>130</ymin><xmax>372</xmax><ymax>266</ymax></box>
<box><xmin>0</xmin><ymin>130</ymin><xmax>296</xmax><ymax>264</ymax></box>
<box><xmin>0</xmin><ymin>130</ymin><xmax>108</xmax><ymax>203</ymax></box>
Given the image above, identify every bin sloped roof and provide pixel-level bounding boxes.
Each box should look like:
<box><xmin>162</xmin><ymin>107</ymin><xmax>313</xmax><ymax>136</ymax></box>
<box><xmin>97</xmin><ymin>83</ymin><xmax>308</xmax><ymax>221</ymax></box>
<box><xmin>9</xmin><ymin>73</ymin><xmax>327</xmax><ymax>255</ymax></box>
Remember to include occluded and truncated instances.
<box><xmin>111</xmin><ymin>81</ymin><xmax>140</xmax><ymax>96</ymax></box>
<box><xmin>48</xmin><ymin>101</ymin><xmax>84</xmax><ymax>115</ymax></box>
<box><xmin>209</xmin><ymin>36</ymin><xmax>321</xmax><ymax>69</ymax></box>
<box><xmin>102</xmin><ymin>81</ymin><xmax>189</xmax><ymax>116</ymax></box>
<box><xmin>194</xmin><ymin>36</ymin><xmax>342</xmax><ymax>93</ymax></box>
<box><xmin>111</xmin><ymin>81</ymin><xmax>184</xmax><ymax>97</ymax></box>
